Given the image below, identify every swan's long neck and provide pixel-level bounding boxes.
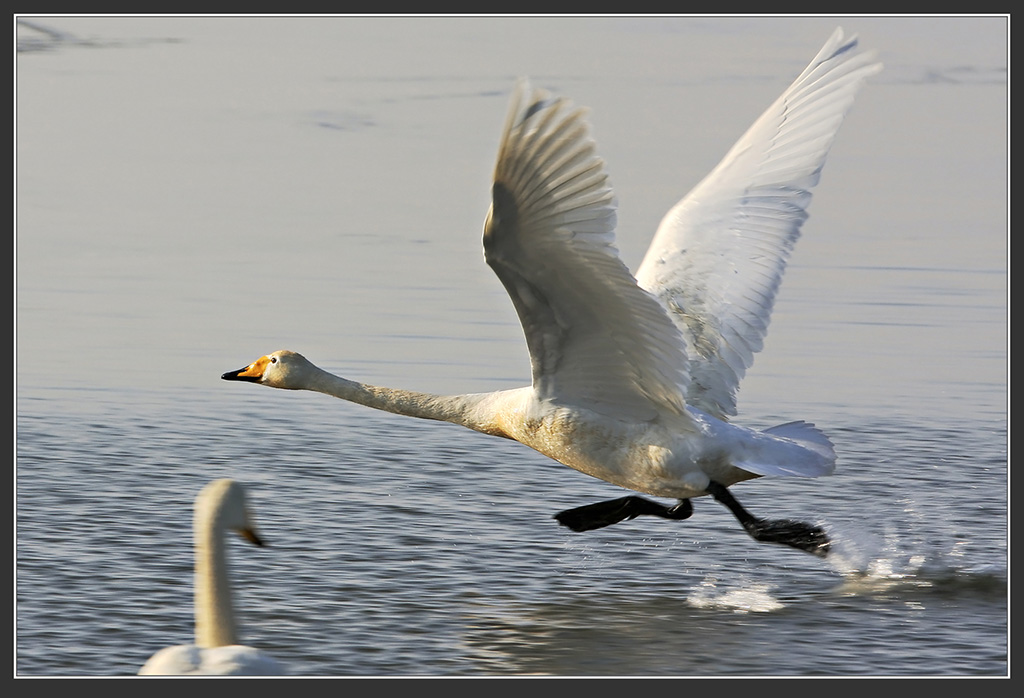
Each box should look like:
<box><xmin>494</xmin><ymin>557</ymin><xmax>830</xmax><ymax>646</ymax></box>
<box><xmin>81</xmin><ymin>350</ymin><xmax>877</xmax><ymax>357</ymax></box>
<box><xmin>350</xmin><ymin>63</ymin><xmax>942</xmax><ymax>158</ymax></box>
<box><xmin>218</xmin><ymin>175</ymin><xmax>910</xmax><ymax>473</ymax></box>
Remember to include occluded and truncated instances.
<box><xmin>193</xmin><ymin>513</ymin><xmax>237</xmax><ymax>648</ymax></box>
<box><xmin>300</xmin><ymin>363</ymin><xmax>521</xmax><ymax>438</ymax></box>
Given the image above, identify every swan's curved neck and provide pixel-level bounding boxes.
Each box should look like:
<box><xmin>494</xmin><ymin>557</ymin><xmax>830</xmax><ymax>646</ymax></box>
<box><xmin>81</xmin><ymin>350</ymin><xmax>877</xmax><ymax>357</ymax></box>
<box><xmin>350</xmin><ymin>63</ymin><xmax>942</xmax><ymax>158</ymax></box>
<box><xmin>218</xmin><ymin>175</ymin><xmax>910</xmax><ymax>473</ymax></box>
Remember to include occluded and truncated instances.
<box><xmin>302</xmin><ymin>364</ymin><xmax>518</xmax><ymax>437</ymax></box>
<box><xmin>193</xmin><ymin>517</ymin><xmax>237</xmax><ymax>647</ymax></box>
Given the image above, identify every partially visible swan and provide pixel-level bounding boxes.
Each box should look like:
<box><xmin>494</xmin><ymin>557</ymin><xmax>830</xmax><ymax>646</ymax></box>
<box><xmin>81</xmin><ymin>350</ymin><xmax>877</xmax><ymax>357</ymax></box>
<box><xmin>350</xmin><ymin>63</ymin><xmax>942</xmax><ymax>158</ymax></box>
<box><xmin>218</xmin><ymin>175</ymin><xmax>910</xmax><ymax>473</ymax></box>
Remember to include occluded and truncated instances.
<box><xmin>223</xmin><ymin>28</ymin><xmax>881</xmax><ymax>558</ymax></box>
<box><xmin>139</xmin><ymin>479</ymin><xmax>285</xmax><ymax>676</ymax></box>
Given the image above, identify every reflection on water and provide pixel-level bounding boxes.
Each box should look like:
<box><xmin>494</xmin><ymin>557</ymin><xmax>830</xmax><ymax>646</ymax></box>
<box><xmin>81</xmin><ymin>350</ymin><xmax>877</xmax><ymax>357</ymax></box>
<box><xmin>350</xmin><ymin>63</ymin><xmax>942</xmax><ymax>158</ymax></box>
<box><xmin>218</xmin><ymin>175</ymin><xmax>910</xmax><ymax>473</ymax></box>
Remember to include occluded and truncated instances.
<box><xmin>456</xmin><ymin>560</ymin><xmax>1007</xmax><ymax>676</ymax></box>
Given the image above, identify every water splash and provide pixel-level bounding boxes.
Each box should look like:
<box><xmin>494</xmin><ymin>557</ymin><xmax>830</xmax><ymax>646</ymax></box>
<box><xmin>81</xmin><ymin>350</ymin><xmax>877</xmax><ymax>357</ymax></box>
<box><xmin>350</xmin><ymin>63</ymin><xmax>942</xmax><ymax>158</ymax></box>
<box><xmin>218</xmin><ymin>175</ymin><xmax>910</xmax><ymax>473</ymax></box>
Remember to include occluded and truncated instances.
<box><xmin>685</xmin><ymin>575</ymin><xmax>784</xmax><ymax>613</ymax></box>
<box><xmin>823</xmin><ymin>522</ymin><xmax>1006</xmax><ymax>598</ymax></box>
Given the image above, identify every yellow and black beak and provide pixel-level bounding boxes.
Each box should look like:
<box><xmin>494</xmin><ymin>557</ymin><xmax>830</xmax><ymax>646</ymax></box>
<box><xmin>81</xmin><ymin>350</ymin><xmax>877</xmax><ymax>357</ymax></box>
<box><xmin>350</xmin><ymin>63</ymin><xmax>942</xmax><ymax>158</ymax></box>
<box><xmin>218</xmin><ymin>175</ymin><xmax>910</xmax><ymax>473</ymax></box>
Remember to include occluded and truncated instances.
<box><xmin>221</xmin><ymin>356</ymin><xmax>269</xmax><ymax>383</ymax></box>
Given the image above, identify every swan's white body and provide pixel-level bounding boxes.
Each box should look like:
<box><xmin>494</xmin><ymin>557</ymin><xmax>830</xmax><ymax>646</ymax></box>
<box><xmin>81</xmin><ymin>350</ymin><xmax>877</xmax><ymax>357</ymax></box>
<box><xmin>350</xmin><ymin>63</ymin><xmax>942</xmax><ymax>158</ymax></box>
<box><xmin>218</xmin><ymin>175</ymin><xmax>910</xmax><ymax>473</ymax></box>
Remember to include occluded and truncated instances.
<box><xmin>139</xmin><ymin>479</ymin><xmax>285</xmax><ymax>676</ymax></box>
<box><xmin>225</xmin><ymin>29</ymin><xmax>880</xmax><ymax>508</ymax></box>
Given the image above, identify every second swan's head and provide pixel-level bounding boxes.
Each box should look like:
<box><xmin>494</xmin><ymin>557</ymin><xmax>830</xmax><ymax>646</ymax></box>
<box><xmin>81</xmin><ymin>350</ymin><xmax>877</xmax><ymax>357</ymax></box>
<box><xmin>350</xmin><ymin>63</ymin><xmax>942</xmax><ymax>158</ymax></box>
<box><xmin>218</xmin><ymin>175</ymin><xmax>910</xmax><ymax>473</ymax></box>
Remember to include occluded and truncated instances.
<box><xmin>196</xmin><ymin>478</ymin><xmax>265</xmax><ymax>547</ymax></box>
<box><xmin>221</xmin><ymin>350</ymin><xmax>314</xmax><ymax>390</ymax></box>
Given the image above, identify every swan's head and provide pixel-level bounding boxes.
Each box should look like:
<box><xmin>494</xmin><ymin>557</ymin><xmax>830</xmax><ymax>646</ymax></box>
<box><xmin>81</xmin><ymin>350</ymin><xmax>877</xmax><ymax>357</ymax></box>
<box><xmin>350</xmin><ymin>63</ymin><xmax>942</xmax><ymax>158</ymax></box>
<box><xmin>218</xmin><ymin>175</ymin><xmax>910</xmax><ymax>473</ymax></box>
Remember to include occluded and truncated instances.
<box><xmin>195</xmin><ymin>479</ymin><xmax>265</xmax><ymax>547</ymax></box>
<box><xmin>221</xmin><ymin>350</ymin><xmax>314</xmax><ymax>390</ymax></box>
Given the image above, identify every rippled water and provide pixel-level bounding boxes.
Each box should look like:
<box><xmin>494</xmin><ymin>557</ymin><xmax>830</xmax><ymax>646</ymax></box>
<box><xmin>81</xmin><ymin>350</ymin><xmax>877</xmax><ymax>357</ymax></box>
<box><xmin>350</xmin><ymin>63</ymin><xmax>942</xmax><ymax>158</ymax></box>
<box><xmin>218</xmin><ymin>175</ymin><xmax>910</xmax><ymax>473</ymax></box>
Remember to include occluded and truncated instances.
<box><xmin>16</xmin><ymin>16</ymin><xmax>1007</xmax><ymax>677</ymax></box>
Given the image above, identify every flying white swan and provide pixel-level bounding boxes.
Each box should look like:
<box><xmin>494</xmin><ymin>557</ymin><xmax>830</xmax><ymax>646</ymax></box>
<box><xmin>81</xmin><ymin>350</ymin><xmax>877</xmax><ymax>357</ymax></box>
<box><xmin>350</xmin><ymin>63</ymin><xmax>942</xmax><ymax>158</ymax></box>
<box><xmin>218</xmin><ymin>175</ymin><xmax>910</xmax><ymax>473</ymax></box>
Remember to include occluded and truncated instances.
<box><xmin>223</xmin><ymin>28</ymin><xmax>881</xmax><ymax>558</ymax></box>
<box><xmin>139</xmin><ymin>479</ymin><xmax>285</xmax><ymax>675</ymax></box>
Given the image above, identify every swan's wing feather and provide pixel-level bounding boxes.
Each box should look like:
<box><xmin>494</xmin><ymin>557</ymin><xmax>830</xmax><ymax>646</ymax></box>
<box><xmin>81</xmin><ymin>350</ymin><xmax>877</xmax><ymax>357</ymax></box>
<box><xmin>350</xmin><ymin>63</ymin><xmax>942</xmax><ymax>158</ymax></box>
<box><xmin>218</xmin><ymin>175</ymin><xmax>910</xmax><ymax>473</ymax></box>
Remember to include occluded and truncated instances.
<box><xmin>635</xmin><ymin>27</ymin><xmax>882</xmax><ymax>420</ymax></box>
<box><xmin>485</xmin><ymin>80</ymin><xmax>691</xmax><ymax>421</ymax></box>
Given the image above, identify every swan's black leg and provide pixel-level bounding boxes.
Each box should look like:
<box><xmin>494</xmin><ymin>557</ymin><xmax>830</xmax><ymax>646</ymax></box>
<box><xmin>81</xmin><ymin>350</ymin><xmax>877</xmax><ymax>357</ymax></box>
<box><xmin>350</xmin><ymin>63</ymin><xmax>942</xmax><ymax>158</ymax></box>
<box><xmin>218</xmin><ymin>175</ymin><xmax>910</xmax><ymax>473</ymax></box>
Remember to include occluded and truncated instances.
<box><xmin>705</xmin><ymin>481</ymin><xmax>830</xmax><ymax>558</ymax></box>
<box><xmin>554</xmin><ymin>496</ymin><xmax>693</xmax><ymax>532</ymax></box>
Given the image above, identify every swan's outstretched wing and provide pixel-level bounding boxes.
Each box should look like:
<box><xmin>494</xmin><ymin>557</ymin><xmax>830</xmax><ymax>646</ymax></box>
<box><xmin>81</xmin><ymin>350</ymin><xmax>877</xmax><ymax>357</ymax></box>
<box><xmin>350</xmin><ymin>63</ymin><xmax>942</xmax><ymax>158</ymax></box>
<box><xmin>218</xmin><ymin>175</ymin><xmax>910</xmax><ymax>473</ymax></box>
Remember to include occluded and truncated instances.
<box><xmin>484</xmin><ymin>80</ymin><xmax>691</xmax><ymax>422</ymax></box>
<box><xmin>635</xmin><ymin>27</ymin><xmax>882</xmax><ymax>420</ymax></box>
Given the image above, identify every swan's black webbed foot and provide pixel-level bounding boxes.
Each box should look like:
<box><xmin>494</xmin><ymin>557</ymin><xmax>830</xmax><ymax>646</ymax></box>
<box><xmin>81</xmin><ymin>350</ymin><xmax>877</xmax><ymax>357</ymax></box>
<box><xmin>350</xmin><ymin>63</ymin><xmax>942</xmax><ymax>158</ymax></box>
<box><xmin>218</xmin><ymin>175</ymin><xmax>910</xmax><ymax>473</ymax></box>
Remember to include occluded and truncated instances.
<box><xmin>741</xmin><ymin>517</ymin><xmax>831</xmax><ymax>558</ymax></box>
<box><xmin>705</xmin><ymin>481</ymin><xmax>830</xmax><ymax>558</ymax></box>
<box><xmin>554</xmin><ymin>496</ymin><xmax>693</xmax><ymax>532</ymax></box>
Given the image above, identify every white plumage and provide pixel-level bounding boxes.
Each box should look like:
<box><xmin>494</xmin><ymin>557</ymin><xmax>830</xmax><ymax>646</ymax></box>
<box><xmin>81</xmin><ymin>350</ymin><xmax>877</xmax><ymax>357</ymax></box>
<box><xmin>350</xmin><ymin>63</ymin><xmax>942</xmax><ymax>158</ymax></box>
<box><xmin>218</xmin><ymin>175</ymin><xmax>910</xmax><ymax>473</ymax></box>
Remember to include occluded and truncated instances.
<box><xmin>224</xmin><ymin>28</ymin><xmax>881</xmax><ymax>557</ymax></box>
<box><xmin>139</xmin><ymin>479</ymin><xmax>285</xmax><ymax>676</ymax></box>
<box><xmin>635</xmin><ymin>28</ymin><xmax>883</xmax><ymax>420</ymax></box>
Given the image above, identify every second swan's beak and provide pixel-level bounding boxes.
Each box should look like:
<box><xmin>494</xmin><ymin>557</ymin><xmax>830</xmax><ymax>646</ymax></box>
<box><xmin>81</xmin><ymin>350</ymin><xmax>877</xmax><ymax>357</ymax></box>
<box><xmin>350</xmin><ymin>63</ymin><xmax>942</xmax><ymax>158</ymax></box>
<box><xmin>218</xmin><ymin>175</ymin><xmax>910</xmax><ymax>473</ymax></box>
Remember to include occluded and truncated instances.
<box><xmin>221</xmin><ymin>356</ymin><xmax>268</xmax><ymax>383</ymax></box>
<box><xmin>240</xmin><ymin>526</ymin><xmax>266</xmax><ymax>547</ymax></box>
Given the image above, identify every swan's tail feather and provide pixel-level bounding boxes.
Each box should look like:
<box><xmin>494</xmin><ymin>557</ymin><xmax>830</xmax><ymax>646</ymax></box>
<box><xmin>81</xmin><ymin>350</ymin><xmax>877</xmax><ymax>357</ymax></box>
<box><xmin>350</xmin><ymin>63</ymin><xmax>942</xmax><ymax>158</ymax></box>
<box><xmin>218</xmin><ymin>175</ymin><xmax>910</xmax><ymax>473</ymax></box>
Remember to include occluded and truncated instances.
<box><xmin>765</xmin><ymin>420</ymin><xmax>836</xmax><ymax>460</ymax></box>
<box><xmin>735</xmin><ymin>420</ymin><xmax>837</xmax><ymax>478</ymax></box>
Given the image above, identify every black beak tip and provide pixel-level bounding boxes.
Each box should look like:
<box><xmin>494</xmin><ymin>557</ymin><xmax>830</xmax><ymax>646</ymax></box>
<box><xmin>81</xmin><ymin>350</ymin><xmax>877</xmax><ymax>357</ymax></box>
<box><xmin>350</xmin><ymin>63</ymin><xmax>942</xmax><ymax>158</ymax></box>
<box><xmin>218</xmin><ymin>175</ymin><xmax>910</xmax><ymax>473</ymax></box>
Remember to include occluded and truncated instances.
<box><xmin>221</xmin><ymin>367</ymin><xmax>250</xmax><ymax>381</ymax></box>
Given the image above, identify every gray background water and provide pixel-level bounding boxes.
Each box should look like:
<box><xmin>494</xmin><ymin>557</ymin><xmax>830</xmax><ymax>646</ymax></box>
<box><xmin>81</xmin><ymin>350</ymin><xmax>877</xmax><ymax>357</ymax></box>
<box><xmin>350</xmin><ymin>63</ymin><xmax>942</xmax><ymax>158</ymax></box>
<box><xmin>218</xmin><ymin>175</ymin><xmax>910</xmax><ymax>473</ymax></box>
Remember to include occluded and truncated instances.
<box><xmin>16</xmin><ymin>15</ymin><xmax>1007</xmax><ymax>677</ymax></box>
